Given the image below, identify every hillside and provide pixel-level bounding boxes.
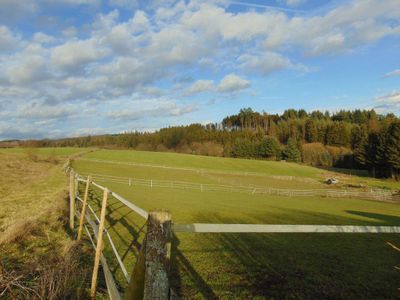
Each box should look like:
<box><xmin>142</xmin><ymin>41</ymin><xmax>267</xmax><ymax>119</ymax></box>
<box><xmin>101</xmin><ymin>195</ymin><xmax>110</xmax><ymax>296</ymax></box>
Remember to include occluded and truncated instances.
<box><xmin>0</xmin><ymin>150</ymin><xmax>96</xmax><ymax>299</ymax></box>
<box><xmin>71</xmin><ymin>149</ymin><xmax>400</xmax><ymax>298</ymax></box>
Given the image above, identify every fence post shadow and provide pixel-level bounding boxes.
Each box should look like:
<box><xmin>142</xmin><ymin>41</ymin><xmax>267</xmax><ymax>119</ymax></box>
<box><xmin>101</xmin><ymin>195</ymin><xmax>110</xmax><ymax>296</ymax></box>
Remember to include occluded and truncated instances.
<box><xmin>170</xmin><ymin>232</ymin><xmax>218</xmax><ymax>300</ymax></box>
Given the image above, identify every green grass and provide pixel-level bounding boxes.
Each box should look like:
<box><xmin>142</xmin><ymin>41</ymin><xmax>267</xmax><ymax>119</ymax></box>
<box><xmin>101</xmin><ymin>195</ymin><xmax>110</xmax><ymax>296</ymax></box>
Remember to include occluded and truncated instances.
<box><xmin>0</xmin><ymin>151</ymin><xmax>97</xmax><ymax>298</ymax></box>
<box><xmin>72</xmin><ymin>149</ymin><xmax>400</xmax><ymax>299</ymax></box>
<box><xmin>84</xmin><ymin>149</ymin><xmax>323</xmax><ymax>177</ymax></box>
<box><xmin>0</xmin><ymin>147</ymin><xmax>88</xmax><ymax>157</ymax></box>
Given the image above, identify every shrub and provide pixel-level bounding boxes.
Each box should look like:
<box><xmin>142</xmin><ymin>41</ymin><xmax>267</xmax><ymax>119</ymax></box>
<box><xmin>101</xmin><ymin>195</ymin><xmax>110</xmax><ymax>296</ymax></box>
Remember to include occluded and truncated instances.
<box><xmin>283</xmin><ymin>138</ymin><xmax>302</xmax><ymax>162</ymax></box>
<box><xmin>257</xmin><ymin>136</ymin><xmax>280</xmax><ymax>159</ymax></box>
<box><xmin>156</xmin><ymin>143</ymin><xmax>169</xmax><ymax>152</ymax></box>
<box><xmin>302</xmin><ymin>143</ymin><xmax>332</xmax><ymax>167</ymax></box>
<box><xmin>326</xmin><ymin>146</ymin><xmax>354</xmax><ymax>168</ymax></box>
<box><xmin>231</xmin><ymin>138</ymin><xmax>257</xmax><ymax>158</ymax></box>
<box><xmin>191</xmin><ymin>141</ymin><xmax>224</xmax><ymax>156</ymax></box>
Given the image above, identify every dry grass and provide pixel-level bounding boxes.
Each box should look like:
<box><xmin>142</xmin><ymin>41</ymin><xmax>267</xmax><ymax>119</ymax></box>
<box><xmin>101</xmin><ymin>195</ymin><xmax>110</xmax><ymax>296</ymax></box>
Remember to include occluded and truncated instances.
<box><xmin>0</xmin><ymin>241</ymin><xmax>92</xmax><ymax>299</ymax></box>
<box><xmin>0</xmin><ymin>220</ymin><xmax>39</xmax><ymax>246</ymax></box>
<box><xmin>0</xmin><ymin>152</ymin><xmax>97</xmax><ymax>299</ymax></box>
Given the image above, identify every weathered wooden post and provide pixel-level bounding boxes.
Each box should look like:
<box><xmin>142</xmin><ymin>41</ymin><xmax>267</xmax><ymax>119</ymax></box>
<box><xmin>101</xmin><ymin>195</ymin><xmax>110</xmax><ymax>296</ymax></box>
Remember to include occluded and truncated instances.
<box><xmin>69</xmin><ymin>170</ymin><xmax>75</xmax><ymax>229</ymax></box>
<box><xmin>91</xmin><ymin>188</ymin><xmax>109</xmax><ymax>299</ymax></box>
<box><xmin>77</xmin><ymin>176</ymin><xmax>91</xmax><ymax>241</ymax></box>
<box><xmin>144</xmin><ymin>211</ymin><xmax>171</xmax><ymax>299</ymax></box>
<box><xmin>125</xmin><ymin>211</ymin><xmax>172</xmax><ymax>300</ymax></box>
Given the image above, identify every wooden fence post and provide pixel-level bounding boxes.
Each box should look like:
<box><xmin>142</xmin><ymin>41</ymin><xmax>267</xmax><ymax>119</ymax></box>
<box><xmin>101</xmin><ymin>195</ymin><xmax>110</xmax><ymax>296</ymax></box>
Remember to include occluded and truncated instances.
<box><xmin>69</xmin><ymin>170</ymin><xmax>75</xmax><ymax>230</ymax></box>
<box><xmin>77</xmin><ymin>176</ymin><xmax>91</xmax><ymax>241</ymax></box>
<box><xmin>125</xmin><ymin>211</ymin><xmax>172</xmax><ymax>300</ymax></box>
<box><xmin>91</xmin><ymin>188</ymin><xmax>109</xmax><ymax>300</ymax></box>
<box><xmin>143</xmin><ymin>211</ymin><xmax>171</xmax><ymax>300</ymax></box>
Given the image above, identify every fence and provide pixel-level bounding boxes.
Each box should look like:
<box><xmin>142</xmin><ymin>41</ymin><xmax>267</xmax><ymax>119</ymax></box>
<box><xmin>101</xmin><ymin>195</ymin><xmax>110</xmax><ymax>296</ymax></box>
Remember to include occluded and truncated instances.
<box><xmin>64</xmin><ymin>161</ymin><xmax>400</xmax><ymax>299</ymax></box>
<box><xmin>80</xmin><ymin>171</ymin><xmax>399</xmax><ymax>203</ymax></box>
<box><xmin>78</xmin><ymin>157</ymin><xmax>317</xmax><ymax>183</ymax></box>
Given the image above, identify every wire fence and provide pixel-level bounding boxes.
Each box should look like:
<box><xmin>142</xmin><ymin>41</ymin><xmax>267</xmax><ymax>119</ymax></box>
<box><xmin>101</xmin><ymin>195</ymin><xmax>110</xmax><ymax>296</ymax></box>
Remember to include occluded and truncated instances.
<box><xmin>80</xmin><ymin>172</ymin><xmax>400</xmax><ymax>203</ymax></box>
<box><xmin>78</xmin><ymin>158</ymin><xmax>318</xmax><ymax>183</ymax></box>
<box><xmin>64</xmin><ymin>159</ymin><xmax>400</xmax><ymax>299</ymax></box>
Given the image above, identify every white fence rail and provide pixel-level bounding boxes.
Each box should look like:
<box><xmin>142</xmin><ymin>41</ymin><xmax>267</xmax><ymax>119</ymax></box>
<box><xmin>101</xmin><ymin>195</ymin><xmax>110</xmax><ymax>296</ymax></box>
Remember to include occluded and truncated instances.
<box><xmin>65</xmin><ymin>161</ymin><xmax>400</xmax><ymax>299</ymax></box>
<box><xmin>172</xmin><ymin>223</ymin><xmax>400</xmax><ymax>233</ymax></box>
<box><xmin>80</xmin><ymin>172</ymin><xmax>399</xmax><ymax>203</ymax></box>
<box><xmin>78</xmin><ymin>157</ymin><xmax>317</xmax><ymax>183</ymax></box>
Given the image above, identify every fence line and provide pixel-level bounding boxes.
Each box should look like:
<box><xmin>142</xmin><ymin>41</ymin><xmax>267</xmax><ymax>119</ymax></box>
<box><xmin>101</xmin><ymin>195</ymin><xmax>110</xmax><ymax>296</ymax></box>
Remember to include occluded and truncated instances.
<box><xmin>78</xmin><ymin>157</ymin><xmax>317</xmax><ymax>183</ymax></box>
<box><xmin>64</xmin><ymin>160</ymin><xmax>400</xmax><ymax>299</ymax></box>
<box><xmin>80</xmin><ymin>171</ymin><xmax>399</xmax><ymax>203</ymax></box>
<box><xmin>172</xmin><ymin>223</ymin><xmax>400</xmax><ymax>233</ymax></box>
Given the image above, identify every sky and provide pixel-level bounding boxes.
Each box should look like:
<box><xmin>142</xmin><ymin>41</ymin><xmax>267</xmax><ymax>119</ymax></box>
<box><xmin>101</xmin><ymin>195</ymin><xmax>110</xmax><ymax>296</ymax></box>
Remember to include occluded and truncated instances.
<box><xmin>0</xmin><ymin>0</ymin><xmax>399</xmax><ymax>140</ymax></box>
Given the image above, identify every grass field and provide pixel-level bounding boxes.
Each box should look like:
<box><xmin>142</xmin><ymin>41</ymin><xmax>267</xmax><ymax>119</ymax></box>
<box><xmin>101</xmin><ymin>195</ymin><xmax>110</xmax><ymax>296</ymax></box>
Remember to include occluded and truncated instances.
<box><xmin>0</xmin><ymin>150</ymin><xmax>98</xmax><ymax>298</ymax></box>
<box><xmin>71</xmin><ymin>149</ymin><xmax>400</xmax><ymax>299</ymax></box>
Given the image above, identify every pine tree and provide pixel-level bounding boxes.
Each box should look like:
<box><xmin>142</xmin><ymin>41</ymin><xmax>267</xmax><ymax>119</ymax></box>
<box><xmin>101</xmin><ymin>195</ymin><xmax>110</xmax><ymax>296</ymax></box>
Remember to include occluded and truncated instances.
<box><xmin>351</xmin><ymin>126</ymin><xmax>368</xmax><ymax>169</ymax></box>
<box><xmin>305</xmin><ymin>119</ymin><xmax>318</xmax><ymax>143</ymax></box>
<box><xmin>258</xmin><ymin>136</ymin><xmax>280</xmax><ymax>159</ymax></box>
<box><xmin>386</xmin><ymin>121</ymin><xmax>400</xmax><ymax>179</ymax></box>
<box><xmin>283</xmin><ymin>138</ymin><xmax>302</xmax><ymax>162</ymax></box>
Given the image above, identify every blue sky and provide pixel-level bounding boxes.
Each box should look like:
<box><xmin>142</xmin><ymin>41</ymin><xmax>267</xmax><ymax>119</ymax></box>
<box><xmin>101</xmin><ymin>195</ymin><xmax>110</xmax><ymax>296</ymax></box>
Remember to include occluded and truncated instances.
<box><xmin>0</xmin><ymin>0</ymin><xmax>399</xmax><ymax>140</ymax></box>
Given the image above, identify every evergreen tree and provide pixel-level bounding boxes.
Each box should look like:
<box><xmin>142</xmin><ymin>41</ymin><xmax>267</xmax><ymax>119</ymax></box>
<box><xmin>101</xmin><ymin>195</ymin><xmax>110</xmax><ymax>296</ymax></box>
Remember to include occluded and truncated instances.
<box><xmin>257</xmin><ymin>136</ymin><xmax>280</xmax><ymax>159</ymax></box>
<box><xmin>326</xmin><ymin>122</ymin><xmax>351</xmax><ymax>146</ymax></box>
<box><xmin>386</xmin><ymin>121</ymin><xmax>400</xmax><ymax>179</ymax></box>
<box><xmin>305</xmin><ymin>119</ymin><xmax>318</xmax><ymax>143</ymax></box>
<box><xmin>283</xmin><ymin>138</ymin><xmax>302</xmax><ymax>162</ymax></box>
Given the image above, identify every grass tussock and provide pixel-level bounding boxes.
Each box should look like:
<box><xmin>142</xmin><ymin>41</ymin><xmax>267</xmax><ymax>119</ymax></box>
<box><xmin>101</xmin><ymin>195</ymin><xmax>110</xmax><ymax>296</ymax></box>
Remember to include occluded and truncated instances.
<box><xmin>0</xmin><ymin>152</ymin><xmax>100</xmax><ymax>299</ymax></box>
<box><xmin>0</xmin><ymin>241</ymin><xmax>92</xmax><ymax>299</ymax></box>
<box><xmin>0</xmin><ymin>220</ymin><xmax>39</xmax><ymax>246</ymax></box>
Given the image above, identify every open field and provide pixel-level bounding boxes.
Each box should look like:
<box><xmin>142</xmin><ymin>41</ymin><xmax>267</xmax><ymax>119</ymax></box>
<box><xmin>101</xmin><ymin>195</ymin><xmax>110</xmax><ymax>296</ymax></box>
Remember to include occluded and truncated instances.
<box><xmin>0</xmin><ymin>147</ymin><xmax>87</xmax><ymax>157</ymax></box>
<box><xmin>0</xmin><ymin>151</ymin><xmax>96</xmax><ymax>298</ymax></box>
<box><xmin>71</xmin><ymin>149</ymin><xmax>400</xmax><ymax>299</ymax></box>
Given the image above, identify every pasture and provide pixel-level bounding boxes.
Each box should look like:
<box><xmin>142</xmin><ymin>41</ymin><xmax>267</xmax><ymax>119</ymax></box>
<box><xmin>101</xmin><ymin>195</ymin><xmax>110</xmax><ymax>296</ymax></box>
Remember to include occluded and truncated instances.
<box><xmin>71</xmin><ymin>149</ymin><xmax>400</xmax><ymax>299</ymax></box>
<box><xmin>0</xmin><ymin>149</ymin><xmax>96</xmax><ymax>298</ymax></box>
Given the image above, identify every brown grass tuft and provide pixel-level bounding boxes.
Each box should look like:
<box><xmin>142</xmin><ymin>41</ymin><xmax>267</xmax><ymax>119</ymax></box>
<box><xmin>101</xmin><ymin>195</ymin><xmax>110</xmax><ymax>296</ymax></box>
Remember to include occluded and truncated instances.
<box><xmin>0</xmin><ymin>241</ymin><xmax>92</xmax><ymax>299</ymax></box>
<box><xmin>0</xmin><ymin>220</ymin><xmax>38</xmax><ymax>246</ymax></box>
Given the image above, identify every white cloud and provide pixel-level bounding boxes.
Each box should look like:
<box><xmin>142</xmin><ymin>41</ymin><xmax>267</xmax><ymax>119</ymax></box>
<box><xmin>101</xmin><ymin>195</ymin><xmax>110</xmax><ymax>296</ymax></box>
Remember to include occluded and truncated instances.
<box><xmin>1</xmin><ymin>0</ymin><xmax>400</xmax><ymax>140</ymax></box>
<box><xmin>279</xmin><ymin>0</ymin><xmax>307</xmax><ymax>7</ymax></box>
<box><xmin>0</xmin><ymin>123</ymin><xmax>45</xmax><ymax>140</ymax></box>
<box><xmin>51</xmin><ymin>39</ymin><xmax>108</xmax><ymax>71</ymax></box>
<box><xmin>106</xmin><ymin>99</ymin><xmax>197</xmax><ymax>120</ymax></box>
<box><xmin>61</xmin><ymin>27</ymin><xmax>78</xmax><ymax>38</ymax></box>
<box><xmin>384</xmin><ymin>69</ymin><xmax>400</xmax><ymax>78</ymax></box>
<box><xmin>238</xmin><ymin>52</ymin><xmax>306</xmax><ymax>74</ymax></box>
<box><xmin>70</xmin><ymin>127</ymin><xmax>111</xmax><ymax>137</ymax></box>
<box><xmin>17</xmin><ymin>103</ymin><xmax>77</xmax><ymax>119</ymax></box>
<box><xmin>98</xmin><ymin>56</ymin><xmax>158</xmax><ymax>88</ymax></box>
<box><xmin>33</xmin><ymin>32</ymin><xmax>56</xmax><ymax>44</ymax></box>
<box><xmin>47</xmin><ymin>0</ymin><xmax>100</xmax><ymax>5</ymax></box>
<box><xmin>185</xmin><ymin>80</ymin><xmax>215</xmax><ymax>95</ymax></box>
<box><xmin>108</xmin><ymin>0</ymin><xmax>138</xmax><ymax>9</ymax></box>
<box><xmin>8</xmin><ymin>56</ymin><xmax>48</xmax><ymax>85</ymax></box>
<box><xmin>375</xmin><ymin>91</ymin><xmax>400</xmax><ymax>104</ymax></box>
<box><xmin>6</xmin><ymin>44</ymin><xmax>50</xmax><ymax>85</ymax></box>
<box><xmin>0</xmin><ymin>26</ymin><xmax>22</xmax><ymax>52</ymax></box>
<box><xmin>308</xmin><ymin>33</ymin><xmax>346</xmax><ymax>56</ymax></box>
<box><xmin>374</xmin><ymin>90</ymin><xmax>400</xmax><ymax>113</ymax></box>
<box><xmin>0</xmin><ymin>0</ymin><xmax>37</xmax><ymax>23</ymax></box>
<box><xmin>218</xmin><ymin>74</ymin><xmax>250</xmax><ymax>93</ymax></box>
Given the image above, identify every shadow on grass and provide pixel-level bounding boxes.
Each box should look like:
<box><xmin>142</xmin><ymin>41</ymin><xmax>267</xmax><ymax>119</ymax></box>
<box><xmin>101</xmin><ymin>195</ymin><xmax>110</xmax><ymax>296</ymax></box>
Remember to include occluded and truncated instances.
<box><xmin>316</xmin><ymin>166</ymin><xmax>369</xmax><ymax>177</ymax></box>
<box><xmin>169</xmin><ymin>211</ymin><xmax>400</xmax><ymax>299</ymax></box>
<box><xmin>346</xmin><ymin>210</ymin><xmax>400</xmax><ymax>225</ymax></box>
<box><xmin>170</xmin><ymin>233</ymin><xmax>218</xmax><ymax>299</ymax></box>
<box><xmin>81</xmin><ymin>187</ymin><xmax>400</xmax><ymax>298</ymax></box>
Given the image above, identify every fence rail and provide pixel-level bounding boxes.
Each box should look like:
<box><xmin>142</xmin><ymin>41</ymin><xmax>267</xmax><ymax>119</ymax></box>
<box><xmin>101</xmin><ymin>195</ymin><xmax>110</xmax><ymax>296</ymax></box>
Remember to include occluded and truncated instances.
<box><xmin>80</xmin><ymin>171</ymin><xmax>399</xmax><ymax>203</ymax></box>
<box><xmin>172</xmin><ymin>223</ymin><xmax>400</xmax><ymax>233</ymax></box>
<box><xmin>78</xmin><ymin>157</ymin><xmax>317</xmax><ymax>183</ymax></box>
<box><xmin>64</xmin><ymin>159</ymin><xmax>400</xmax><ymax>300</ymax></box>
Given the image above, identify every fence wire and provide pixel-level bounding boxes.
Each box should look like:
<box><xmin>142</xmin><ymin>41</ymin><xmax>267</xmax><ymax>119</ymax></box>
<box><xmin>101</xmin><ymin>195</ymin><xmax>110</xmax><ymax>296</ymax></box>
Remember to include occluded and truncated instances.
<box><xmin>79</xmin><ymin>172</ymin><xmax>399</xmax><ymax>203</ymax></box>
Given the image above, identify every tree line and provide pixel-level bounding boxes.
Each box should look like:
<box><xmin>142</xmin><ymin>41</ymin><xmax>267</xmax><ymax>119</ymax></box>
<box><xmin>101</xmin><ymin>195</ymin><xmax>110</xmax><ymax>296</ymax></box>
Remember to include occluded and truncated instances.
<box><xmin>16</xmin><ymin>108</ymin><xmax>400</xmax><ymax>180</ymax></box>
